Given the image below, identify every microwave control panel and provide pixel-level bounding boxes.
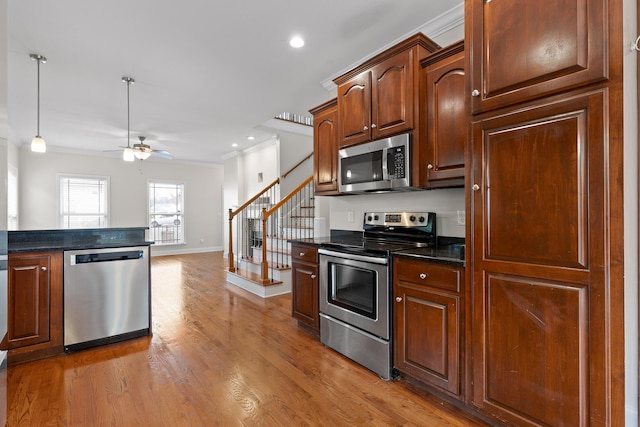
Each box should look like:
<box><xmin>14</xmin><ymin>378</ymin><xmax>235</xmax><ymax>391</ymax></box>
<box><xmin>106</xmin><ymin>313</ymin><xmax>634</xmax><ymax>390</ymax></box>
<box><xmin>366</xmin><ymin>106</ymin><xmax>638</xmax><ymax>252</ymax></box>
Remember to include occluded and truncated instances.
<box><xmin>387</xmin><ymin>146</ymin><xmax>406</xmax><ymax>179</ymax></box>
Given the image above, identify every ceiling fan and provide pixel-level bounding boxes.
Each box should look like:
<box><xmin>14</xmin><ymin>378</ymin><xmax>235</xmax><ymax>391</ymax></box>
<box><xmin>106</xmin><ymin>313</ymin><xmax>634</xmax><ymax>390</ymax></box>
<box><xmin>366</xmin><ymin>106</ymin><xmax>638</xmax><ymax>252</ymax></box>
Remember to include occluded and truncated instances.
<box><xmin>130</xmin><ymin>136</ymin><xmax>173</xmax><ymax>160</ymax></box>
<box><xmin>113</xmin><ymin>76</ymin><xmax>173</xmax><ymax>161</ymax></box>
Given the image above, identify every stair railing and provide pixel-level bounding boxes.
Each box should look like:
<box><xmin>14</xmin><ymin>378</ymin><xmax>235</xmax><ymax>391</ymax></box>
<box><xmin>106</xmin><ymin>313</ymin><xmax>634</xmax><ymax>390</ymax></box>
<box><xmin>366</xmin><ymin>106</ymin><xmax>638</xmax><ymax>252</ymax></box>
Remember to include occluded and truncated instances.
<box><xmin>259</xmin><ymin>176</ymin><xmax>314</xmax><ymax>283</ymax></box>
<box><xmin>228</xmin><ymin>178</ymin><xmax>280</xmax><ymax>273</ymax></box>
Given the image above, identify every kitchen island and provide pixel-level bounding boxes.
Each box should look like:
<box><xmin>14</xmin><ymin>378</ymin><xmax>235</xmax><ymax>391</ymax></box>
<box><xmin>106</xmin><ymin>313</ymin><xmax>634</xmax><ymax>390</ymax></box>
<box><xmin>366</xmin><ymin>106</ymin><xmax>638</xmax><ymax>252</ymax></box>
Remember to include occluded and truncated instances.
<box><xmin>3</xmin><ymin>228</ymin><xmax>152</xmax><ymax>364</ymax></box>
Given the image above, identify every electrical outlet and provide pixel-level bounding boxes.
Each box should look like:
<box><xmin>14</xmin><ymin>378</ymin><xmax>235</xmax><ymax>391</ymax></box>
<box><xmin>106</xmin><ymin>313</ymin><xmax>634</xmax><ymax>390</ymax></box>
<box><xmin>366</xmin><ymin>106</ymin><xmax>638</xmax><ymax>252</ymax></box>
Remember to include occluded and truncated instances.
<box><xmin>456</xmin><ymin>210</ymin><xmax>465</xmax><ymax>226</ymax></box>
<box><xmin>347</xmin><ymin>211</ymin><xmax>354</xmax><ymax>222</ymax></box>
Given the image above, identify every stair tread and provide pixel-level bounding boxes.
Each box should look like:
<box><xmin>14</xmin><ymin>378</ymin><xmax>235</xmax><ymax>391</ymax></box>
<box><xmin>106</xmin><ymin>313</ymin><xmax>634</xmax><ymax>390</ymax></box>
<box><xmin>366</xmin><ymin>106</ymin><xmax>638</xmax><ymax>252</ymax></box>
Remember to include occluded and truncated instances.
<box><xmin>226</xmin><ymin>268</ymin><xmax>283</xmax><ymax>286</ymax></box>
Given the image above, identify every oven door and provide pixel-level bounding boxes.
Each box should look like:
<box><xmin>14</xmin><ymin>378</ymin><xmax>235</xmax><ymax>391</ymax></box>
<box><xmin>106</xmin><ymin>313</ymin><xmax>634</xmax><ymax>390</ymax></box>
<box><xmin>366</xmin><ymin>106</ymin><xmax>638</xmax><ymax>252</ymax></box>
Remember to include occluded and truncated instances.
<box><xmin>318</xmin><ymin>249</ymin><xmax>389</xmax><ymax>340</ymax></box>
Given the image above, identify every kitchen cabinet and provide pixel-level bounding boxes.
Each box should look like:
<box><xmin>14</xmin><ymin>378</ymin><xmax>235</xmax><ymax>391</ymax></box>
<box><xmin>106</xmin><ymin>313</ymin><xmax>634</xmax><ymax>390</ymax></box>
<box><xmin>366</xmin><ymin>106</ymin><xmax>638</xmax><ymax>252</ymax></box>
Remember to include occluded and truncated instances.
<box><xmin>1</xmin><ymin>251</ymin><xmax>63</xmax><ymax>364</ymax></box>
<box><xmin>309</xmin><ymin>99</ymin><xmax>339</xmax><ymax>195</ymax></box>
<box><xmin>421</xmin><ymin>41</ymin><xmax>465</xmax><ymax>188</ymax></box>
<box><xmin>291</xmin><ymin>243</ymin><xmax>319</xmax><ymax>333</ymax></box>
<box><xmin>466</xmin><ymin>0</ymin><xmax>623</xmax><ymax>423</ymax></box>
<box><xmin>393</xmin><ymin>257</ymin><xmax>463</xmax><ymax>397</ymax></box>
<box><xmin>467</xmin><ymin>0</ymin><xmax>608</xmax><ymax>114</ymax></box>
<box><xmin>469</xmin><ymin>89</ymin><xmax>622</xmax><ymax>426</ymax></box>
<box><xmin>334</xmin><ymin>33</ymin><xmax>440</xmax><ymax>148</ymax></box>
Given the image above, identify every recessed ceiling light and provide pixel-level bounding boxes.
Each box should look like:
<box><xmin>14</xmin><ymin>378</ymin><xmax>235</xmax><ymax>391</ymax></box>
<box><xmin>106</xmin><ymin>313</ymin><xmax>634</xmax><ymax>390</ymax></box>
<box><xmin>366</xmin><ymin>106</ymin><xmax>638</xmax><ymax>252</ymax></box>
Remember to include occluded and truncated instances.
<box><xmin>247</xmin><ymin>136</ymin><xmax>255</xmax><ymax>141</ymax></box>
<box><xmin>290</xmin><ymin>36</ymin><xmax>304</xmax><ymax>48</ymax></box>
<box><xmin>232</xmin><ymin>143</ymin><xmax>238</xmax><ymax>147</ymax></box>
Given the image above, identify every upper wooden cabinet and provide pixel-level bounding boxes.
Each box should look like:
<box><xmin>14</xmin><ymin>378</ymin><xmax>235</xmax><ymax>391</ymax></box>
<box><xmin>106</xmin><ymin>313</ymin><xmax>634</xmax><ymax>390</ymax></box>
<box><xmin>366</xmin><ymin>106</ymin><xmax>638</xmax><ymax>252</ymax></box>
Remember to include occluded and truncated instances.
<box><xmin>334</xmin><ymin>33</ymin><xmax>440</xmax><ymax>148</ymax></box>
<box><xmin>309</xmin><ymin>99</ymin><xmax>339</xmax><ymax>195</ymax></box>
<box><xmin>421</xmin><ymin>41</ymin><xmax>465</xmax><ymax>188</ymax></box>
<box><xmin>467</xmin><ymin>0</ymin><xmax>608</xmax><ymax>114</ymax></box>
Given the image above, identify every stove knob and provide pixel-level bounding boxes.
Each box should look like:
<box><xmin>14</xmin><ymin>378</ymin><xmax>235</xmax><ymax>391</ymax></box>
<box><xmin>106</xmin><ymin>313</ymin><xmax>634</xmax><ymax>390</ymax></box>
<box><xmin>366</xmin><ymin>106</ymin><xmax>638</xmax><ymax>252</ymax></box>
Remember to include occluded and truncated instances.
<box><xmin>418</xmin><ymin>216</ymin><xmax>425</xmax><ymax>223</ymax></box>
<box><xmin>409</xmin><ymin>215</ymin><xmax>416</xmax><ymax>222</ymax></box>
<box><xmin>374</xmin><ymin>215</ymin><xmax>379</xmax><ymax>221</ymax></box>
<box><xmin>367</xmin><ymin>215</ymin><xmax>373</xmax><ymax>222</ymax></box>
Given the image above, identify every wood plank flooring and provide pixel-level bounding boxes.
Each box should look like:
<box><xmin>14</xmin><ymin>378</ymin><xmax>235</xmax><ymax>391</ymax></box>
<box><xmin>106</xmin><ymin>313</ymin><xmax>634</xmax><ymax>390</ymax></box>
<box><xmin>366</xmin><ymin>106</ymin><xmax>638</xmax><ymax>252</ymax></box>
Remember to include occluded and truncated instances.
<box><xmin>6</xmin><ymin>252</ymin><xmax>487</xmax><ymax>426</ymax></box>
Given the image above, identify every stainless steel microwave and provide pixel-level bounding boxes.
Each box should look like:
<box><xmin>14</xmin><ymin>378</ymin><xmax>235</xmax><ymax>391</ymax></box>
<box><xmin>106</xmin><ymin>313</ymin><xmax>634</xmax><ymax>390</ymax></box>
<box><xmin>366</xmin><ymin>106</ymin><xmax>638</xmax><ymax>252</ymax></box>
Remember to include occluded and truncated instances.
<box><xmin>338</xmin><ymin>133</ymin><xmax>412</xmax><ymax>193</ymax></box>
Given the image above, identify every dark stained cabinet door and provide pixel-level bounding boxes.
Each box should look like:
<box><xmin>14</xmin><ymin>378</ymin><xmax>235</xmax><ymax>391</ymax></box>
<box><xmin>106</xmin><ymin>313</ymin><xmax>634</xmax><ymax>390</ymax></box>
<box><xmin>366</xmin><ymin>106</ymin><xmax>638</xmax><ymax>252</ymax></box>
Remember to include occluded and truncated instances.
<box><xmin>310</xmin><ymin>99</ymin><xmax>339</xmax><ymax>195</ymax></box>
<box><xmin>291</xmin><ymin>244</ymin><xmax>319</xmax><ymax>333</ymax></box>
<box><xmin>5</xmin><ymin>255</ymin><xmax>51</xmax><ymax>349</ymax></box>
<box><xmin>470</xmin><ymin>90</ymin><xmax>612</xmax><ymax>426</ymax></box>
<box><xmin>337</xmin><ymin>71</ymin><xmax>371</xmax><ymax>147</ymax></box>
<box><xmin>423</xmin><ymin>42</ymin><xmax>465</xmax><ymax>188</ymax></box>
<box><xmin>393</xmin><ymin>257</ymin><xmax>463</xmax><ymax>397</ymax></box>
<box><xmin>467</xmin><ymin>0</ymin><xmax>607</xmax><ymax>114</ymax></box>
<box><xmin>370</xmin><ymin>49</ymin><xmax>414</xmax><ymax>140</ymax></box>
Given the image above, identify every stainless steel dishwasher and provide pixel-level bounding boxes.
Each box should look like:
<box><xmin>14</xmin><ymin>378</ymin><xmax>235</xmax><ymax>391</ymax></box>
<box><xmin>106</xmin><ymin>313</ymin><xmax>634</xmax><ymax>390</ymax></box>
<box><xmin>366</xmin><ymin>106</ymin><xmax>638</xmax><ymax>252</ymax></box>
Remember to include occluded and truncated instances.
<box><xmin>63</xmin><ymin>246</ymin><xmax>150</xmax><ymax>351</ymax></box>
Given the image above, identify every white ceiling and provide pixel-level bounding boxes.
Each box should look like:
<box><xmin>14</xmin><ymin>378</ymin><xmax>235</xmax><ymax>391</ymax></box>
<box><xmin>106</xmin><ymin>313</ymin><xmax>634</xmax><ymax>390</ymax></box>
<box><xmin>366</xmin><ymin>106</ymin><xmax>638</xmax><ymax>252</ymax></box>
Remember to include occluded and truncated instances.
<box><xmin>7</xmin><ymin>0</ymin><xmax>462</xmax><ymax>164</ymax></box>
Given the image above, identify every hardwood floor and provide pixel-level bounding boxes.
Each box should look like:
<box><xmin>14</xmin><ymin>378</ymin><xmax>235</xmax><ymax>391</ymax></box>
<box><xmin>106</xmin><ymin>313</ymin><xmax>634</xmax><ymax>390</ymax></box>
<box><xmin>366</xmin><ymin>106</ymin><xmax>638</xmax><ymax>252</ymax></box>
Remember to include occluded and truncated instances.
<box><xmin>6</xmin><ymin>252</ymin><xmax>487</xmax><ymax>426</ymax></box>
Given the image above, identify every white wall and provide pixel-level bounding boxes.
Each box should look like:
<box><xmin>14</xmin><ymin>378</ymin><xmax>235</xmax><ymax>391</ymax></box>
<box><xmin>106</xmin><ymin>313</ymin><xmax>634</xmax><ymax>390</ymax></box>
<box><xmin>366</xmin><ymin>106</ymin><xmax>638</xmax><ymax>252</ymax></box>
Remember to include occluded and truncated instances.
<box><xmin>278</xmin><ymin>130</ymin><xmax>313</xmax><ymax>196</ymax></box>
<box><xmin>242</xmin><ymin>138</ymin><xmax>279</xmax><ymax>201</ymax></box>
<box><xmin>329</xmin><ymin>188</ymin><xmax>465</xmax><ymax>238</ymax></box>
<box><xmin>18</xmin><ymin>148</ymin><xmax>224</xmax><ymax>256</ymax></box>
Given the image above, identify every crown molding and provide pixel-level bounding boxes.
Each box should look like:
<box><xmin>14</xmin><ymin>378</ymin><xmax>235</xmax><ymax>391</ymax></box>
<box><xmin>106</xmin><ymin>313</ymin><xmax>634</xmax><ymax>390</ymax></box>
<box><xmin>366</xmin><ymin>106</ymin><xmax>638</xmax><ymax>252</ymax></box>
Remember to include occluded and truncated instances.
<box><xmin>320</xmin><ymin>2</ymin><xmax>464</xmax><ymax>91</ymax></box>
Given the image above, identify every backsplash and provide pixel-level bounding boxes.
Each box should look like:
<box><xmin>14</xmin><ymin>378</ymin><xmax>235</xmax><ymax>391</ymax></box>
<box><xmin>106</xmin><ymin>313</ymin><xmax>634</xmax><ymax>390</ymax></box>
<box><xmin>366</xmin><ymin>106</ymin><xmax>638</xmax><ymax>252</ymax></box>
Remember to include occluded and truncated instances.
<box><xmin>327</xmin><ymin>187</ymin><xmax>465</xmax><ymax>238</ymax></box>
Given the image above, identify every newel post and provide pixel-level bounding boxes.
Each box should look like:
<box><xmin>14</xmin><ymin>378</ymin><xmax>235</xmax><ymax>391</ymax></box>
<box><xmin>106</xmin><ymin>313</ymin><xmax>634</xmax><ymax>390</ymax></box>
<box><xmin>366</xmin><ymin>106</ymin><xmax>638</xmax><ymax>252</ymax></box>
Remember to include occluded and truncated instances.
<box><xmin>228</xmin><ymin>208</ymin><xmax>235</xmax><ymax>272</ymax></box>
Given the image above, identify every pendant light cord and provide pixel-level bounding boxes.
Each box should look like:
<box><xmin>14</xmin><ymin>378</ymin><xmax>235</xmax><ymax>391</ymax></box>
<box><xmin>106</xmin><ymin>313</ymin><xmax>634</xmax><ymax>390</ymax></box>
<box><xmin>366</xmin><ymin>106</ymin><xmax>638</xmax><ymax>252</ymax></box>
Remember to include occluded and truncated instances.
<box><xmin>36</xmin><ymin>58</ymin><xmax>40</xmax><ymax>136</ymax></box>
<box><xmin>127</xmin><ymin>79</ymin><xmax>130</xmax><ymax>148</ymax></box>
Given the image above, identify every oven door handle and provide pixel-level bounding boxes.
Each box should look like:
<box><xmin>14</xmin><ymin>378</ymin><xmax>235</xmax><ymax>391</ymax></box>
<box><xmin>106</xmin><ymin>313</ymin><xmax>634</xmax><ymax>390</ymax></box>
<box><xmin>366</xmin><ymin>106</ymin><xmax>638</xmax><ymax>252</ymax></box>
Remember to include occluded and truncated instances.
<box><xmin>318</xmin><ymin>248</ymin><xmax>389</xmax><ymax>265</ymax></box>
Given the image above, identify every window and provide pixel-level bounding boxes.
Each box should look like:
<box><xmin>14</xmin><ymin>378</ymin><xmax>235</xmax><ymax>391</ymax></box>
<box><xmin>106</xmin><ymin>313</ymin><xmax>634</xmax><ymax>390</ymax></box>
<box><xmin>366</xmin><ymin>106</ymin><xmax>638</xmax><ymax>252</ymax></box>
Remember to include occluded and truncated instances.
<box><xmin>59</xmin><ymin>175</ymin><xmax>109</xmax><ymax>229</ymax></box>
<box><xmin>148</xmin><ymin>181</ymin><xmax>184</xmax><ymax>245</ymax></box>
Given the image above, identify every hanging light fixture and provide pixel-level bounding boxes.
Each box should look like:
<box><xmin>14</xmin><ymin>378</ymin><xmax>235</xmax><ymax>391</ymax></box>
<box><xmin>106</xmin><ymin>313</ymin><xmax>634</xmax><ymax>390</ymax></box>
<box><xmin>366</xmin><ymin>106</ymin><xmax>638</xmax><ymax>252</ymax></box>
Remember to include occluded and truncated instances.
<box><xmin>122</xmin><ymin>76</ymin><xmax>135</xmax><ymax>162</ymax></box>
<box><xmin>30</xmin><ymin>53</ymin><xmax>47</xmax><ymax>153</ymax></box>
<box><xmin>133</xmin><ymin>136</ymin><xmax>152</xmax><ymax>160</ymax></box>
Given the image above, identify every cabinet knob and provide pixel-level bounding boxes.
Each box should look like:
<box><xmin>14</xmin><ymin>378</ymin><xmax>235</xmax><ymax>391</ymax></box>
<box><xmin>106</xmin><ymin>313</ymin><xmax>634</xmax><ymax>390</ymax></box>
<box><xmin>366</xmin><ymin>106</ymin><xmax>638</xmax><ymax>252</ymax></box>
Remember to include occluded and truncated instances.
<box><xmin>472</xmin><ymin>183</ymin><xmax>480</xmax><ymax>191</ymax></box>
<box><xmin>371</xmin><ymin>123</ymin><xmax>376</xmax><ymax>129</ymax></box>
<box><xmin>41</xmin><ymin>266</ymin><xmax>47</xmax><ymax>271</ymax></box>
<box><xmin>419</xmin><ymin>273</ymin><xmax>427</xmax><ymax>280</ymax></box>
<box><xmin>299</xmin><ymin>252</ymin><xmax>305</xmax><ymax>256</ymax></box>
<box><xmin>363</xmin><ymin>126</ymin><xmax>368</xmax><ymax>131</ymax></box>
<box><xmin>310</xmin><ymin>274</ymin><xmax>317</xmax><ymax>279</ymax></box>
<box><xmin>395</xmin><ymin>296</ymin><xmax>403</xmax><ymax>302</ymax></box>
<box><xmin>471</xmin><ymin>89</ymin><xmax>480</xmax><ymax>97</ymax></box>
<box><xmin>427</xmin><ymin>164</ymin><xmax>433</xmax><ymax>170</ymax></box>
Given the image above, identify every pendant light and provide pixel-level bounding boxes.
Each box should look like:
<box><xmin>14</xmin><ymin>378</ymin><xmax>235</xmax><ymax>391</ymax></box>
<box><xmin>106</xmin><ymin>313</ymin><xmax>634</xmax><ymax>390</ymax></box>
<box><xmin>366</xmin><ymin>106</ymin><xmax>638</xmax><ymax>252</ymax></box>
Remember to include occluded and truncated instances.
<box><xmin>30</xmin><ymin>53</ymin><xmax>47</xmax><ymax>153</ymax></box>
<box><xmin>122</xmin><ymin>76</ymin><xmax>135</xmax><ymax>162</ymax></box>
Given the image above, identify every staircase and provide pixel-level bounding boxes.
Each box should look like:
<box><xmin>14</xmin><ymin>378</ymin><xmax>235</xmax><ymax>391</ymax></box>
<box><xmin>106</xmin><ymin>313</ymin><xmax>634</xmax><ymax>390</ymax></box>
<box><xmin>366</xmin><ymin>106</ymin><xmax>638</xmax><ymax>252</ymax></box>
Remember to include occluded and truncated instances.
<box><xmin>226</xmin><ymin>175</ymin><xmax>314</xmax><ymax>297</ymax></box>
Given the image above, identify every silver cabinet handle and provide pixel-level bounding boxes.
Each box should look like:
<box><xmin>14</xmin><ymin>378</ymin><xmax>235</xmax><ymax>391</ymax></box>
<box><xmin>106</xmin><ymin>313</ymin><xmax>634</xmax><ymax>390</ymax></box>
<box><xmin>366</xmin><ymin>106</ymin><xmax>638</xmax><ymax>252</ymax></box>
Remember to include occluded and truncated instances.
<box><xmin>371</xmin><ymin>123</ymin><xmax>376</xmax><ymax>129</ymax></box>
<box><xmin>419</xmin><ymin>273</ymin><xmax>427</xmax><ymax>280</ymax></box>
<box><xmin>310</xmin><ymin>274</ymin><xmax>317</xmax><ymax>279</ymax></box>
<box><xmin>363</xmin><ymin>126</ymin><xmax>369</xmax><ymax>131</ymax></box>
<box><xmin>41</xmin><ymin>266</ymin><xmax>47</xmax><ymax>271</ymax></box>
<box><xmin>299</xmin><ymin>252</ymin><xmax>305</xmax><ymax>256</ymax></box>
<box><xmin>427</xmin><ymin>164</ymin><xmax>433</xmax><ymax>170</ymax></box>
<box><xmin>396</xmin><ymin>296</ymin><xmax>402</xmax><ymax>302</ymax></box>
<box><xmin>472</xmin><ymin>184</ymin><xmax>480</xmax><ymax>191</ymax></box>
<box><xmin>471</xmin><ymin>89</ymin><xmax>480</xmax><ymax>97</ymax></box>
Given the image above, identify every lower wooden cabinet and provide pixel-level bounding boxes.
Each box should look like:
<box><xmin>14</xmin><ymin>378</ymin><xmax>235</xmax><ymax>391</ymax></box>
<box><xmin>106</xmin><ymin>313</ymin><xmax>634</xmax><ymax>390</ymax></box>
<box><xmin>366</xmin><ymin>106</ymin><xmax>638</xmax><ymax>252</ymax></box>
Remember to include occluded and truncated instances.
<box><xmin>291</xmin><ymin>244</ymin><xmax>319</xmax><ymax>333</ymax></box>
<box><xmin>1</xmin><ymin>251</ymin><xmax>64</xmax><ymax>364</ymax></box>
<box><xmin>393</xmin><ymin>257</ymin><xmax>464</xmax><ymax>397</ymax></box>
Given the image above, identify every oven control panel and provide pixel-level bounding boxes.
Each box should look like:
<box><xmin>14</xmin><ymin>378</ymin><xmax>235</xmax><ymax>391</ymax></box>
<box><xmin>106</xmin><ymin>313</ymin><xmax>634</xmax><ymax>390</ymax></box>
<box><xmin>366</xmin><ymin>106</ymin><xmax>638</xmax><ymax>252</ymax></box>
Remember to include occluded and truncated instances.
<box><xmin>364</xmin><ymin>212</ymin><xmax>434</xmax><ymax>227</ymax></box>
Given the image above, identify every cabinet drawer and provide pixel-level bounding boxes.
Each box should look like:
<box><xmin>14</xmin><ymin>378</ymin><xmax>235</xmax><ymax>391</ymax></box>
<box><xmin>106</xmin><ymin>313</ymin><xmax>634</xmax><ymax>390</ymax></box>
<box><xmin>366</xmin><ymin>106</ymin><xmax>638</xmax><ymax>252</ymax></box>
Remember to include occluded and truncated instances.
<box><xmin>291</xmin><ymin>244</ymin><xmax>317</xmax><ymax>264</ymax></box>
<box><xmin>394</xmin><ymin>257</ymin><xmax>461</xmax><ymax>292</ymax></box>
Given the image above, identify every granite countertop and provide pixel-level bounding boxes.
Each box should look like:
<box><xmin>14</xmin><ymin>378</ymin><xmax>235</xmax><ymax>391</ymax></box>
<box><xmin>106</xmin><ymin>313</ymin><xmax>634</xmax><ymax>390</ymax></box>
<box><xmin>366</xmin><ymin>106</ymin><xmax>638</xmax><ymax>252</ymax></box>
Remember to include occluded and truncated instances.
<box><xmin>290</xmin><ymin>235</ymin><xmax>465</xmax><ymax>267</ymax></box>
<box><xmin>392</xmin><ymin>243</ymin><xmax>465</xmax><ymax>266</ymax></box>
<box><xmin>8</xmin><ymin>227</ymin><xmax>152</xmax><ymax>253</ymax></box>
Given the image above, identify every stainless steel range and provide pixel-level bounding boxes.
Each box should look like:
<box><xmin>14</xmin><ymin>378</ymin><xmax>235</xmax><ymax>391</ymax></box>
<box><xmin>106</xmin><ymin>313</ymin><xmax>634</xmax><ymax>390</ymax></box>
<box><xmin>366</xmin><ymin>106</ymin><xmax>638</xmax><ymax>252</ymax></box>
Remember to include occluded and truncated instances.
<box><xmin>318</xmin><ymin>212</ymin><xmax>436</xmax><ymax>380</ymax></box>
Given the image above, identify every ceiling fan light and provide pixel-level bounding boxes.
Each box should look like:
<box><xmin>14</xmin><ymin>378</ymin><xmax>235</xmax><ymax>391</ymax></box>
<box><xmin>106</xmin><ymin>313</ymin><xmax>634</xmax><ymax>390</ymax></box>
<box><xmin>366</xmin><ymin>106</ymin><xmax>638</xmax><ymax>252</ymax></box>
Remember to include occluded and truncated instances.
<box><xmin>134</xmin><ymin>150</ymin><xmax>152</xmax><ymax>160</ymax></box>
<box><xmin>31</xmin><ymin>135</ymin><xmax>46</xmax><ymax>153</ymax></box>
<box><xmin>123</xmin><ymin>146</ymin><xmax>135</xmax><ymax>162</ymax></box>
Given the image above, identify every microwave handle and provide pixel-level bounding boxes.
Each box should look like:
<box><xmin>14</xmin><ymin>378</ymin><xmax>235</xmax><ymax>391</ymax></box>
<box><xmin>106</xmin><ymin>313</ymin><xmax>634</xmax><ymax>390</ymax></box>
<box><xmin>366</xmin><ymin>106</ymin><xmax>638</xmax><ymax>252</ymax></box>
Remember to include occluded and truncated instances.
<box><xmin>382</xmin><ymin>147</ymin><xmax>389</xmax><ymax>180</ymax></box>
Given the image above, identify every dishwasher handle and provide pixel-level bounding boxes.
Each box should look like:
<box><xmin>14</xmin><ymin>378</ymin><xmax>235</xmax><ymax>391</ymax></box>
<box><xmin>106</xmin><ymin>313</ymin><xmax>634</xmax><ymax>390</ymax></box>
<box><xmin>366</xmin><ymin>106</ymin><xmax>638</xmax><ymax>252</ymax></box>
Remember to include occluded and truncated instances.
<box><xmin>72</xmin><ymin>250</ymin><xmax>144</xmax><ymax>265</ymax></box>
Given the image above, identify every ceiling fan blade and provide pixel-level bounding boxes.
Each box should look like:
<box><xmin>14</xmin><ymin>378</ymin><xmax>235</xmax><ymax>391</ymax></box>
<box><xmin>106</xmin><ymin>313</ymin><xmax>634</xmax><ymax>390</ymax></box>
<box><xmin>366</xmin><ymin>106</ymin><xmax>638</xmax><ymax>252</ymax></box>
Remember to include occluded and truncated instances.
<box><xmin>153</xmin><ymin>150</ymin><xmax>173</xmax><ymax>159</ymax></box>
